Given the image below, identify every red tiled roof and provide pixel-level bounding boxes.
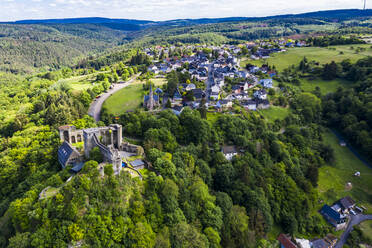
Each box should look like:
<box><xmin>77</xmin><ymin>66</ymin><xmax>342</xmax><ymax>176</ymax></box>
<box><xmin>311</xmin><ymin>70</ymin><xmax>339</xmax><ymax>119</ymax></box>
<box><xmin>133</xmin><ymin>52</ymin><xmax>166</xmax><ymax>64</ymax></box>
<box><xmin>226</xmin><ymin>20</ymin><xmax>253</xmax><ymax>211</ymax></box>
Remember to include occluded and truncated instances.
<box><xmin>277</xmin><ymin>234</ymin><xmax>297</xmax><ymax>248</ymax></box>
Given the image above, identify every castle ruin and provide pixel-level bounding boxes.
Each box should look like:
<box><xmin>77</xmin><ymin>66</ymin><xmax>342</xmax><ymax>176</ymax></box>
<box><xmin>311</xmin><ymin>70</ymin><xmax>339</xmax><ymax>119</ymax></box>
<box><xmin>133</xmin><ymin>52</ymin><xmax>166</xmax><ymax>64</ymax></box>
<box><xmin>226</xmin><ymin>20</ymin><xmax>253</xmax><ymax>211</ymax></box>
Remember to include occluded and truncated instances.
<box><xmin>58</xmin><ymin>124</ymin><xmax>125</xmax><ymax>174</ymax></box>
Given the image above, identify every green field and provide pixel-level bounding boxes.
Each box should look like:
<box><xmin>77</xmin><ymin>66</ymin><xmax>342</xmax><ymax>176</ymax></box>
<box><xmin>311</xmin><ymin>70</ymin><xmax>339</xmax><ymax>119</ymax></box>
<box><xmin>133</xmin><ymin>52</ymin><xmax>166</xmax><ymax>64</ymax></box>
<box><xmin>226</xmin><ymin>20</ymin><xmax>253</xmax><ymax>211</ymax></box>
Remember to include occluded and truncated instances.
<box><xmin>360</xmin><ymin>221</ymin><xmax>372</xmax><ymax>241</ymax></box>
<box><xmin>259</xmin><ymin>106</ymin><xmax>290</xmax><ymax>123</ymax></box>
<box><xmin>299</xmin><ymin>77</ymin><xmax>350</xmax><ymax>94</ymax></box>
<box><xmin>318</xmin><ymin>130</ymin><xmax>372</xmax><ymax>213</ymax></box>
<box><xmin>55</xmin><ymin>71</ymin><xmax>108</xmax><ymax>92</ymax></box>
<box><xmin>241</xmin><ymin>44</ymin><xmax>372</xmax><ymax>71</ymax></box>
<box><xmin>103</xmin><ymin>78</ymin><xmax>166</xmax><ymax>115</ymax></box>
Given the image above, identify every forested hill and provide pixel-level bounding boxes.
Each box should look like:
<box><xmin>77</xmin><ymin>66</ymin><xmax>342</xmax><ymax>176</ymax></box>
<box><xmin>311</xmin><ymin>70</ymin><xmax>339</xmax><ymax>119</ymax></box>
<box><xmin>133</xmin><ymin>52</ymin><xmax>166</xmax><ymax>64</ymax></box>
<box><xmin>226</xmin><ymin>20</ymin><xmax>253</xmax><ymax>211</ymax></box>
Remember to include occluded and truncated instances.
<box><xmin>2</xmin><ymin>8</ymin><xmax>372</xmax><ymax>74</ymax></box>
<box><xmin>5</xmin><ymin>9</ymin><xmax>372</xmax><ymax>26</ymax></box>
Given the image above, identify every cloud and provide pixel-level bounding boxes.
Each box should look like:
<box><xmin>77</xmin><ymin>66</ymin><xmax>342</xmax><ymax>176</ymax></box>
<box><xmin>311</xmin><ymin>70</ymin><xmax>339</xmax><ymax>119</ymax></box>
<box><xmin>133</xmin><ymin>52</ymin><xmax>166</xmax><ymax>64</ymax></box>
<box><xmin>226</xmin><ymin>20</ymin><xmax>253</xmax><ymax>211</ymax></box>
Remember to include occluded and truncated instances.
<box><xmin>0</xmin><ymin>0</ymin><xmax>366</xmax><ymax>22</ymax></box>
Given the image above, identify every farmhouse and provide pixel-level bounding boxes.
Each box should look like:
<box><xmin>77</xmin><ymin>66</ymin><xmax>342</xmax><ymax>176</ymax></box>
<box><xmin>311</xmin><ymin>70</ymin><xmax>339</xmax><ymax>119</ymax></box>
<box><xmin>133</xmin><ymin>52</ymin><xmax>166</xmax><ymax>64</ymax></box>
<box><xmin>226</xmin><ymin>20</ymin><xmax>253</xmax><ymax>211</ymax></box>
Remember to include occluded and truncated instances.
<box><xmin>320</xmin><ymin>204</ymin><xmax>347</xmax><ymax>230</ymax></box>
<box><xmin>338</xmin><ymin>196</ymin><xmax>356</xmax><ymax>214</ymax></box>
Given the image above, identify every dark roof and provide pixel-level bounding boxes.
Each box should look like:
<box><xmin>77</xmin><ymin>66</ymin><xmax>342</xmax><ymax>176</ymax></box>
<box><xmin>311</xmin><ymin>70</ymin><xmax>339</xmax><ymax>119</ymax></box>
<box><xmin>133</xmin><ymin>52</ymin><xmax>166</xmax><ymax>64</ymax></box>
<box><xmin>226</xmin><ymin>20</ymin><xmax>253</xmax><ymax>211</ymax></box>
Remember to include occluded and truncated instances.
<box><xmin>131</xmin><ymin>159</ymin><xmax>145</xmax><ymax>167</ymax></box>
<box><xmin>231</xmin><ymin>85</ymin><xmax>241</xmax><ymax>90</ymax></box>
<box><xmin>222</xmin><ymin>146</ymin><xmax>236</xmax><ymax>154</ymax></box>
<box><xmin>257</xmin><ymin>99</ymin><xmax>270</xmax><ymax>105</ymax></box>
<box><xmin>144</xmin><ymin>95</ymin><xmax>159</xmax><ymax>102</ymax></box>
<box><xmin>155</xmin><ymin>88</ymin><xmax>163</xmax><ymax>94</ymax></box>
<box><xmin>173</xmin><ymin>90</ymin><xmax>182</xmax><ymax>99</ymax></box>
<box><xmin>242</xmin><ymin>100</ymin><xmax>257</xmax><ymax>105</ymax></box>
<box><xmin>311</xmin><ymin>239</ymin><xmax>328</xmax><ymax>248</ymax></box>
<box><xmin>192</xmin><ymin>88</ymin><xmax>205</xmax><ymax>99</ymax></box>
<box><xmin>339</xmin><ymin>196</ymin><xmax>355</xmax><ymax>210</ymax></box>
<box><xmin>172</xmin><ymin>106</ymin><xmax>184</xmax><ymax>112</ymax></box>
<box><xmin>58</xmin><ymin>141</ymin><xmax>77</xmax><ymax>167</ymax></box>
<box><xmin>70</xmin><ymin>162</ymin><xmax>84</xmax><ymax>173</ymax></box>
<box><xmin>277</xmin><ymin>234</ymin><xmax>297</xmax><ymax>248</ymax></box>
<box><xmin>321</xmin><ymin>204</ymin><xmax>342</xmax><ymax>222</ymax></box>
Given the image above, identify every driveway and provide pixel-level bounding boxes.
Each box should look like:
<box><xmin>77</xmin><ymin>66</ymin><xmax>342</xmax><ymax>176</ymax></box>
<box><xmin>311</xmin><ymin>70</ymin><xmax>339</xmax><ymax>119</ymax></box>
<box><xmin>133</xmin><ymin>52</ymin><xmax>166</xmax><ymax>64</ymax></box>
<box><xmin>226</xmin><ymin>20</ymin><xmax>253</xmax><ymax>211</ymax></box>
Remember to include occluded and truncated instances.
<box><xmin>88</xmin><ymin>76</ymin><xmax>138</xmax><ymax>122</ymax></box>
<box><xmin>335</xmin><ymin>214</ymin><xmax>372</xmax><ymax>248</ymax></box>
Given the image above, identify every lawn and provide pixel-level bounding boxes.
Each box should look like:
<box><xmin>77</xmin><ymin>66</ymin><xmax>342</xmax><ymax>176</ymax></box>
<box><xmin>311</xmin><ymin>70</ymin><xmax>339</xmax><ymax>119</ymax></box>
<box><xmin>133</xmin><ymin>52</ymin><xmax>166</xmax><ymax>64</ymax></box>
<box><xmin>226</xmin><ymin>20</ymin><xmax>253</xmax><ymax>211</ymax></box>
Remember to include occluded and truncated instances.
<box><xmin>318</xmin><ymin>130</ymin><xmax>372</xmax><ymax>213</ymax></box>
<box><xmin>243</xmin><ymin>44</ymin><xmax>372</xmax><ymax>72</ymax></box>
<box><xmin>259</xmin><ymin>106</ymin><xmax>290</xmax><ymax>123</ymax></box>
<box><xmin>103</xmin><ymin>80</ymin><xmax>144</xmax><ymax>115</ymax></box>
<box><xmin>103</xmin><ymin>78</ymin><xmax>167</xmax><ymax>115</ymax></box>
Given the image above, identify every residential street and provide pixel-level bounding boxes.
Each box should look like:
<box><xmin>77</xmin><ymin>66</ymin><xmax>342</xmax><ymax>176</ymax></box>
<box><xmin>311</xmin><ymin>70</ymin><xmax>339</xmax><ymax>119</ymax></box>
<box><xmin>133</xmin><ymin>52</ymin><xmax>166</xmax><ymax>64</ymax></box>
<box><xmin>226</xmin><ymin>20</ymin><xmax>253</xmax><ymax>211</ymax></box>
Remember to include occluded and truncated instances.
<box><xmin>88</xmin><ymin>76</ymin><xmax>137</xmax><ymax>122</ymax></box>
<box><xmin>205</xmin><ymin>62</ymin><xmax>214</xmax><ymax>102</ymax></box>
<box><xmin>335</xmin><ymin>214</ymin><xmax>372</xmax><ymax>248</ymax></box>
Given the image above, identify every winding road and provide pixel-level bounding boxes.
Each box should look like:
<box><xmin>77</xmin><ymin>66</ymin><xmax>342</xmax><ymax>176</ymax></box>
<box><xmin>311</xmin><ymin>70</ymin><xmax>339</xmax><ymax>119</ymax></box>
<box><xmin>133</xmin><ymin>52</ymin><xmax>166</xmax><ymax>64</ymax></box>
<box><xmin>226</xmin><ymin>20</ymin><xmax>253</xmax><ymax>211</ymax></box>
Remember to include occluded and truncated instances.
<box><xmin>335</xmin><ymin>214</ymin><xmax>372</xmax><ymax>248</ymax></box>
<box><xmin>88</xmin><ymin>76</ymin><xmax>138</xmax><ymax>122</ymax></box>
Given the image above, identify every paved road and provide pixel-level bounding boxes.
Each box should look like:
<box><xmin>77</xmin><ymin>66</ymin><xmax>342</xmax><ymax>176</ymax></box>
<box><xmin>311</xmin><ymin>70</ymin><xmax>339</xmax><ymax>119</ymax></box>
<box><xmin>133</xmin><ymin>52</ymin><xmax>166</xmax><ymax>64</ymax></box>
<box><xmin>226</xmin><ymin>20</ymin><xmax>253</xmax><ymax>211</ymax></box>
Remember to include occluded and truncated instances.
<box><xmin>206</xmin><ymin>63</ymin><xmax>214</xmax><ymax>102</ymax></box>
<box><xmin>335</xmin><ymin>214</ymin><xmax>372</xmax><ymax>248</ymax></box>
<box><xmin>88</xmin><ymin>76</ymin><xmax>138</xmax><ymax>122</ymax></box>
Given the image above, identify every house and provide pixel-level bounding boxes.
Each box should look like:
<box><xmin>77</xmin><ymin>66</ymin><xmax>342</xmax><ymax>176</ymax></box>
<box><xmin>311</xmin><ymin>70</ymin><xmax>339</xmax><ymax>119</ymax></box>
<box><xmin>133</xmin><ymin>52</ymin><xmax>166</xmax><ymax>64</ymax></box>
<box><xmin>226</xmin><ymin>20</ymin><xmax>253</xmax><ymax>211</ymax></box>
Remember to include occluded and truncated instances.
<box><xmin>259</xmin><ymin>79</ymin><xmax>273</xmax><ymax>88</ymax></box>
<box><xmin>277</xmin><ymin>234</ymin><xmax>297</xmax><ymax>248</ymax></box>
<box><xmin>254</xmin><ymin>89</ymin><xmax>267</xmax><ymax>100</ymax></box>
<box><xmin>58</xmin><ymin>141</ymin><xmax>83</xmax><ymax>168</ymax></box>
<box><xmin>215</xmin><ymin>78</ymin><xmax>225</xmax><ymax>87</ymax></box>
<box><xmin>311</xmin><ymin>239</ymin><xmax>329</xmax><ymax>248</ymax></box>
<box><xmin>210</xmin><ymin>92</ymin><xmax>219</xmax><ymax>101</ymax></box>
<box><xmin>242</xmin><ymin>100</ymin><xmax>257</xmax><ymax>111</ymax></box>
<box><xmin>216</xmin><ymin>100</ymin><xmax>232</xmax><ymax>110</ymax></box>
<box><xmin>192</xmin><ymin>88</ymin><xmax>206</xmax><ymax>101</ymax></box>
<box><xmin>231</xmin><ymin>85</ymin><xmax>241</xmax><ymax>94</ymax></box>
<box><xmin>173</xmin><ymin>89</ymin><xmax>183</xmax><ymax>102</ymax></box>
<box><xmin>257</xmin><ymin>99</ymin><xmax>270</xmax><ymax>109</ymax></box>
<box><xmin>320</xmin><ymin>204</ymin><xmax>347</xmax><ymax>230</ymax></box>
<box><xmin>239</xmin><ymin>82</ymin><xmax>249</xmax><ymax>91</ymax></box>
<box><xmin>338</xmin><ymin>196</ymin><xmax>355</xmax><ymax>214</ymax></box>
<box><xmin>211</xmin><ymin>85</ymin><xmax>220</xmax><ymax>94</ymax></box>
<box><xmin>186</xmin><ymin>83</ymin><xmax>196</xmax><ymax>91</ymax></box>
<box><xmin>222</xmin><ymin>146</ymin><xmax>237</xmax><ymax>161</ymax></box>
<box><xmin>295</xmin><ymin>238</ymin><xmax>311</xmax><ymax>248</ymax></box>
<box><xmin>172</xmin><ymin>105</ymin><xmax>184</xmax><ymax>116</ymax></box>
<box><xmin>148</xmin><ymin>65</ymin><xmax>159</xmax><ymax>74</ymax></box>
<box><xmin>131</xmin><ymin>159</ymin><xmax>146</xmax><ymax>170</ymax></box>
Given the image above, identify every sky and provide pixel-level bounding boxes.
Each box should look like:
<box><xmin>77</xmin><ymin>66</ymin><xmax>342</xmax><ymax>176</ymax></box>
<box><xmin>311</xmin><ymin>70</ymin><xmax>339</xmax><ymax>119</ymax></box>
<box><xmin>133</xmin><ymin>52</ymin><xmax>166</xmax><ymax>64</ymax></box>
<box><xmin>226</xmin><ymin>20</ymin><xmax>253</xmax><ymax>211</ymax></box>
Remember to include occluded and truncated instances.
<box><xmin>0</xmin><ymin>0</ymin><xmax>368</xmax><ymax>22</ymax></box>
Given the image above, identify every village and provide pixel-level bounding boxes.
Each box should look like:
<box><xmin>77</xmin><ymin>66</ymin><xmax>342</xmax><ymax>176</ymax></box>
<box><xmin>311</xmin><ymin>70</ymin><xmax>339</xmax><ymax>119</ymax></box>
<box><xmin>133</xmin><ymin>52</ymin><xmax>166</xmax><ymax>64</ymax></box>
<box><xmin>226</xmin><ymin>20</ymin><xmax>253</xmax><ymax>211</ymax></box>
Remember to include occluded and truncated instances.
<box><xmin>141</xmin><ymin>40</ymin><xmax>298</xmax><ymax>114</ymax></box>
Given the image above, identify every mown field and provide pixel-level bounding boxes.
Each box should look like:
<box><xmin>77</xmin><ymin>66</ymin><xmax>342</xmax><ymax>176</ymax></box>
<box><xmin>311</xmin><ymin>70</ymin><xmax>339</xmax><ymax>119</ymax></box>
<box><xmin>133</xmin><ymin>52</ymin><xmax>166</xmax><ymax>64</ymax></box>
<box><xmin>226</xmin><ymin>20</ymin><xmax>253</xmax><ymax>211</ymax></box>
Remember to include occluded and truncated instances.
<box><xmin>103</xmin><ymin>78</ymin><xmax>166</xmax><ymax>115</ymax></box>
<box><xmin>298</xmin><ymin>77</ymin><xmax>350</xmax><ymax>94</ymax></box>
<box><xmin>259</xmin><ymin>106</ymin><xmax>290</xmax><ymax>123</ymax></box>
<box><xmin>241</xmin><ymin>44</ymin><xmax>372</xmax><ymax>72</ymax></box>
<box><xmin>318</xmin><ymin>130</ymin><xmax>372</xmax><ymax>214</ymax></box>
